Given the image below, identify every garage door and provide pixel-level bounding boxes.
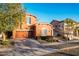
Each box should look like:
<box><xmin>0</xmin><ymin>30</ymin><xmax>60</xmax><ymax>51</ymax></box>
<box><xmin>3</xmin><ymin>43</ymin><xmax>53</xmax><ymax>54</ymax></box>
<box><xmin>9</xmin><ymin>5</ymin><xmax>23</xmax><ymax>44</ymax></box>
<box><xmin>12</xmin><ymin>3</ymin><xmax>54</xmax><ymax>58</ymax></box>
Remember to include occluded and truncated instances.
<box><xmin>15</xmin><ymin>31</ymin><xmax>27</xmax><ymax>38</ymax></box>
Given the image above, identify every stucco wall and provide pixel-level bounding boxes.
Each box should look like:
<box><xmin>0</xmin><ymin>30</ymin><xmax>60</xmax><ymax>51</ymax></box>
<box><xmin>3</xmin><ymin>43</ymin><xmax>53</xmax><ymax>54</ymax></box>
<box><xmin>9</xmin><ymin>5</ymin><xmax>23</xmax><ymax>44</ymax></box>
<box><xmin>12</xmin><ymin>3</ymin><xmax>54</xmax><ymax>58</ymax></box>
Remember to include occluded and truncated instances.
<box><xmin>13</xmin><ymin>14</ymin><xmax>37</xmax><ymax>39</ymax></box>
<box><xmin>35</xmin><ymin>23</ymin><xmax>53</xmax><ymax>37</ymax></box>
<box><xmin>13</xmin><ymin>14</ymin><xmax>53</xmax><ymax>39</ymax></box>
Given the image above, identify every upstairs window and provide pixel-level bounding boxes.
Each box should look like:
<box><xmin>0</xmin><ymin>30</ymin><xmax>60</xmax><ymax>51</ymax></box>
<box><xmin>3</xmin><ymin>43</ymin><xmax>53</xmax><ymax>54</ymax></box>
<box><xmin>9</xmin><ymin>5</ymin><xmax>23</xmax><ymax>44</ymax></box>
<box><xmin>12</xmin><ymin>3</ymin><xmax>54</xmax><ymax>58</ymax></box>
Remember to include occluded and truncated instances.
<box><xmin>26</xmin><ymin>16</ymin><xmax>31</xmax><ymax>25</ymax></box>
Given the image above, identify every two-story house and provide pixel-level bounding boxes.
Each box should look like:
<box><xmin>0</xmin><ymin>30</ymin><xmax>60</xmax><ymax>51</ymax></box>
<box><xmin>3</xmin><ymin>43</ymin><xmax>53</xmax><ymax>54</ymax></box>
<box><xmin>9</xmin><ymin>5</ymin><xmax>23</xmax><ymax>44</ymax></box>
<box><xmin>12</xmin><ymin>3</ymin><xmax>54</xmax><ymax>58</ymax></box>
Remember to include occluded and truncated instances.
<box><xmin>50</xmin><ymin>20</ymin><xmax>63</xmax><ymax>36</ymax></box>
<box><xmin>12</xmin><ymin>13</ymin><xmax>53</xmax><ymax>40</ymax></box>
<box><xmin>13</xmin><ymin>14</ymin><xmax>37</xmax><ymax>39</ymax></box>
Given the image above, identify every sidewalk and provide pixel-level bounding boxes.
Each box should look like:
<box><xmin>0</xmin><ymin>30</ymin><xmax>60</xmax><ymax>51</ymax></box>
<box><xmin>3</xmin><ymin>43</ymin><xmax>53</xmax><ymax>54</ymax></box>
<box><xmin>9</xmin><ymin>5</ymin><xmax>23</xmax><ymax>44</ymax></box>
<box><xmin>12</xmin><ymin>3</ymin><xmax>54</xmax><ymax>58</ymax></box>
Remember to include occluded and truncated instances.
<box><xmin>42</xmin><ymin>39</ymin><xmax>79</xmax><ymax>46</ymax></box>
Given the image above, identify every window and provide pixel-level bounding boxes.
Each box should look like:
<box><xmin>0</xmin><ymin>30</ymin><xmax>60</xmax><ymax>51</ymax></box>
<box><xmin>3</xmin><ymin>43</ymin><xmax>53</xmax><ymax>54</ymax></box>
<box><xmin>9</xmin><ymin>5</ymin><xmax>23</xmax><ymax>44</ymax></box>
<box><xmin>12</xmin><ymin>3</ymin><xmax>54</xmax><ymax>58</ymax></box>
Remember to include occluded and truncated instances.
<box><xmin>26</xmin><ymin>16</ymin><xmax>31</xmax><ymax>24</ymax></box>
<box><xmin>41</xmin><ymin>28</ymin><xmax>47</xmax><ymax>36</ymax></box>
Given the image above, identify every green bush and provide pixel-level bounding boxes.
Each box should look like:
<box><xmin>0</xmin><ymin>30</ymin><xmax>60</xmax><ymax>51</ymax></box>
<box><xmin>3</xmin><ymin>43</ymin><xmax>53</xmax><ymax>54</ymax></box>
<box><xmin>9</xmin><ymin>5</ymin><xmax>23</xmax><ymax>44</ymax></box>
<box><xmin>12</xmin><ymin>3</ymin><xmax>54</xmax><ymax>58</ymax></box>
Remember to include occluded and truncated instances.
<box><xmin>1</xmin><ymin>40</ymin><xmax>10</xmax><ymax>46</ymax></box>
<box><xmin>46</xmin><ymin>39</ymin><xmax>52</xmax><ymax>42</ymax></box>
<box><xmin>41</xmin><ymin>37</ymin><xmax>46</xmax><ymax>40</ymax></box>
<box><xmin>52</xmin><ymin>39</ymin><xmax>59</xmax><ymax>42</ymax></box>
<box><xmin>0</xmin><ymin>40</ymin><xmax>2</xmax><ymax>44</ymax></box>
<box><xmin>41</xmin><ymin>37</ymin><xmax>53</xmax><ymax>43</ymax></box>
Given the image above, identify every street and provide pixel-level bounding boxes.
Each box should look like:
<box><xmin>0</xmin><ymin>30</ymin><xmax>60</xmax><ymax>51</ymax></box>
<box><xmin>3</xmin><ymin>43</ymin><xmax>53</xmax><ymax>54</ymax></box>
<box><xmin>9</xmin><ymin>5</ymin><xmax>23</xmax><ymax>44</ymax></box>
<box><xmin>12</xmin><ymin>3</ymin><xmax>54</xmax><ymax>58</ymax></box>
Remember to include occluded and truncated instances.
<box><xmin>44</xmin><ymin>47</ymin><xmax>79</xmax><ymax>56</ymax></box>
<box><xmin>43</xmin><ymin>40</ymin><xmax>79</xmax><ymax>56</ymax></box>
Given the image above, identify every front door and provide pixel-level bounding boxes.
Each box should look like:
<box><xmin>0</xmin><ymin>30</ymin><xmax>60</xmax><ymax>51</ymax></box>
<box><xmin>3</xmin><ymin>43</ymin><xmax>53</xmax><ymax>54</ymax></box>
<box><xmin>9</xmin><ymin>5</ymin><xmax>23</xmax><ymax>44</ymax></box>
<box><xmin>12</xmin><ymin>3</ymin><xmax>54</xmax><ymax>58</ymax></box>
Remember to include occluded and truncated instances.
<box><xmin>28</xmin><ymin>31</ymin><xmax>34</xmax><ymax>38</ymax></box>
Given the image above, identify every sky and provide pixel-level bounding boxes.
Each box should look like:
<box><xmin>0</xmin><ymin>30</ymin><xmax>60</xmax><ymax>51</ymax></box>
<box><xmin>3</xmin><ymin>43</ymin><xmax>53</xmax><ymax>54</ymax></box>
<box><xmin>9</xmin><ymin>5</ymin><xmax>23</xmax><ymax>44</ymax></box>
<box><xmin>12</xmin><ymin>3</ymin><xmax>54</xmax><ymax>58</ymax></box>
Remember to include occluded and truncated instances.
<box><xmin>23</xmin><ymin>3</ymin><xmax>79</xmax><ymax>23</ymax></box>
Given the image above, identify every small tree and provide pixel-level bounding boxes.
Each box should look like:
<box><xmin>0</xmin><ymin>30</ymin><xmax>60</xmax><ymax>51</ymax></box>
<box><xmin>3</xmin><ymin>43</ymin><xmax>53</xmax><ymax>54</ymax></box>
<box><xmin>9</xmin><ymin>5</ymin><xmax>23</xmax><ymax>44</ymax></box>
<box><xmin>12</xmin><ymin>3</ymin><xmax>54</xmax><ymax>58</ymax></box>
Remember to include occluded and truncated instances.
<box><xmin>0</xmin><ymin>3</ymin><xmax>25</xmax><ymax>41</ymax></box>
<box><xmin>63</xmin><ymin>18</ymin><xmax>76</xmax><ymax>40</ymax></box>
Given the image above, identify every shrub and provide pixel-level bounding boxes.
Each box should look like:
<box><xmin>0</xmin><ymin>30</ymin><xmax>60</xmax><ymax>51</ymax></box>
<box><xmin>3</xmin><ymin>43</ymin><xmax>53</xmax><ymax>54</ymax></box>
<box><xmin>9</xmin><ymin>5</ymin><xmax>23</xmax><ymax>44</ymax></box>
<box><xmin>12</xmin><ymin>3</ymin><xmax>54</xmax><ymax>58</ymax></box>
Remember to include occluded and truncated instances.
<box><xmin>1</xmin><ymin>40</ymin><xmax>10</xmax><ymax>46</ymax></box>
<box><xmin>52</xmin><ymin>39</ymin><xmax>59</xmax><ymax>42</ymax></box>
<box><xmin>46</xmin><ymin>39</ymin><xmax>52</xmax><ymax>42</ymax></box>
<box><xmin>0</xmin><ymin>40</ymin><xmax>2</xmax><ymax>44</ymax></box>
<box><xmin>41</xmin><ymin>37</ymin><xmax>47</xmax><ymax>40</ymax></box>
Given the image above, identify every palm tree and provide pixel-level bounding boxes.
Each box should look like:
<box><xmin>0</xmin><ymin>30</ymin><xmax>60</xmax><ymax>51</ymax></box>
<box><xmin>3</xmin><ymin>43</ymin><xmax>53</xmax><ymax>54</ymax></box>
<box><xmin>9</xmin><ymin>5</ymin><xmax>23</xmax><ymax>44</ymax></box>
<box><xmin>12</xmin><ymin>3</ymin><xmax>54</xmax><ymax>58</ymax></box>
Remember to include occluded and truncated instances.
<box><xmin>63</xmin><ymin>18</ymin><xmax>76</xmax><ymax>40</ymax></box>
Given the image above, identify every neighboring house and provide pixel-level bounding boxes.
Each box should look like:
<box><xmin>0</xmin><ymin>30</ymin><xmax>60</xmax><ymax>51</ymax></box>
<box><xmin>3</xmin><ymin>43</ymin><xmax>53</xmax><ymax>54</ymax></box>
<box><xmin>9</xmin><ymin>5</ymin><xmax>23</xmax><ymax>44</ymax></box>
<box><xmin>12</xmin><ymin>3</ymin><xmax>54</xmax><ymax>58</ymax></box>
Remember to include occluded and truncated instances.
<box><xmin>50</xmin><ymin>20</ymin><xmax>63</xmax><ymax>36</ymax></box>
<box><xmin>74</xmin><ymin>23</ymin><xmax>79</xmax><ymax>36</ymax></box>
<box><xmin>72</xmin><ymin>23</ymin><xmax>79</xmax><ymax>39</ymax></box>
<box><xmin>60</xmin><ymin>20</ymin><xmax>79</xmax><ymax>40</ymax></box>
<box><xmin>61</xmin><ymin>20</ymin><xmax>77</xmax><ymax>40</ymax></box>
<box><xmin>50</xmin><ymin>19</ymin><xmax>79</xmax><ymax>40</ymax></box>
<box><xmin>13</xmin><ymin>13</ymin><xmax>53</xmax><ymax>40</ymax></box>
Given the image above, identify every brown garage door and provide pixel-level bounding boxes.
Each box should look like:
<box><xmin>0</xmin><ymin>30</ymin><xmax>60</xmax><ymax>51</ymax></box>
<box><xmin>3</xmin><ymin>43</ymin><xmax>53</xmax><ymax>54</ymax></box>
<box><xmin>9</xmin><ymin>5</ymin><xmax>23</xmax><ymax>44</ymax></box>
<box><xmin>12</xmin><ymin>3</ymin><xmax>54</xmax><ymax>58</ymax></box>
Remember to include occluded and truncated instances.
<box><xmin>15</xmin><ymin>31</ymin><xmax>27</xmax><ymax>38</ymax></box>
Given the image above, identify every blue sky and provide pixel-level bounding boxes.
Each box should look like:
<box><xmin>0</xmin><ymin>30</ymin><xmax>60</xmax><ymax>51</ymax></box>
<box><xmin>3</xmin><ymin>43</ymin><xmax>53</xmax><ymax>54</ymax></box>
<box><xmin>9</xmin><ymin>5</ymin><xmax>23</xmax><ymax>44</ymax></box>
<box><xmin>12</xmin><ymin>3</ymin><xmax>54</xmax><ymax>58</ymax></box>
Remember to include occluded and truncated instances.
<box><xmin>23</xmin><ymin>3</ymin><xmax>79</xmax><ymax>23</ymax></box>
